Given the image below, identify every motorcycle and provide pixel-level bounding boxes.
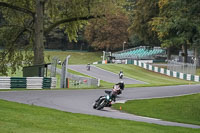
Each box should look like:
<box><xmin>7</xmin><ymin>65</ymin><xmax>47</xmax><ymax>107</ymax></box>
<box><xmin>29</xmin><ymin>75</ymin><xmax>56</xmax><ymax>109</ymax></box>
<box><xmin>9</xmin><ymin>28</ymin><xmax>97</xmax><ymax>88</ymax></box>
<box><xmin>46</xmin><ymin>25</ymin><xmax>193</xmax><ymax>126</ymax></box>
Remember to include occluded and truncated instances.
<box><xmin>93</xmin><ymin>92</ymin><xmax>114</xmax><ymax>110</ymax></box>
<box><xmin>119</xmin><ymin>72</ymin><xmax>123</xmax><ymax>79</ymax></box>
<box><xmin>86</xmin><ymin>64</ymin><xmax>90</xmax><ymax>71</ymax></box>
<box><xmin>93</xmin><ymin>85</ymin><xmax>122</xmax><ymax>110</ymax></box>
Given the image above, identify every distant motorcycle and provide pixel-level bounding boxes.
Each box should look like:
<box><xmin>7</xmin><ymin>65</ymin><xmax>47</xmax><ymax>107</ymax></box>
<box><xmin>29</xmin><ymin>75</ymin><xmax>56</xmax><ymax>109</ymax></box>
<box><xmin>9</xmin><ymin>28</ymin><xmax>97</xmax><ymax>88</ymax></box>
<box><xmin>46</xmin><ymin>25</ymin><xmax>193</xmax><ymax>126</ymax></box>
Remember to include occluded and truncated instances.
<box><xmin>93</xmin><ymin>85</ymin><xmax>122</xmax><ymax>110</ymax></box>
<box><xmin>119</xmin><ymin>72</ymin><xmax>123</xmax><ymax>79</ymax></box>
<box><xmin>86</xmin><ymin>64</ymin><xmax>90</xmax><ymax>71</ymax></box>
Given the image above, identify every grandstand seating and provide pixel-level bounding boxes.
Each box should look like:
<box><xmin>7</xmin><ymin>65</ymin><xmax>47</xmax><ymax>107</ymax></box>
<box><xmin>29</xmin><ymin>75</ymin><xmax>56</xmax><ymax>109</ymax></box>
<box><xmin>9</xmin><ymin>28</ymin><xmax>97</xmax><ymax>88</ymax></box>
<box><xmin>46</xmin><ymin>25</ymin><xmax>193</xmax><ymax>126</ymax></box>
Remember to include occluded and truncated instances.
<box><xmin>112</xmin><ymin>46</ymin><xmax>166</xmax><ymax>60</ymax></box>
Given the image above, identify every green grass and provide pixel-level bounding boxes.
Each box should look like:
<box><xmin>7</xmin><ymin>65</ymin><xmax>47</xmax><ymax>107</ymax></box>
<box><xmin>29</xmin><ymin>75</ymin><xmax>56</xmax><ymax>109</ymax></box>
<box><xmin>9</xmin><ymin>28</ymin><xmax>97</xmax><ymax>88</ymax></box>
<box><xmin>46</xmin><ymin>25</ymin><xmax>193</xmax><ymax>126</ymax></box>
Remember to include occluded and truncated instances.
<box><xmin>0</xmin><ymin>100</ymin><xmax>199</xmax><ymax>133</ymax></box>
<box><xmin>44</xmin><ymin>51</ymin><xmax>102</xmax><ymax>65</ymax></box>
<box><xmin>96</xmin><ymin>64</ymin><xmax>197</xmax><ymax>88</ymax></box>
<box><xmin>113</xmin><ymin>93</ymin><xmax>200</xmax><ymax>125</ymax></box>
<box><xmin>4</xmin><ymin>51</ymin><xmax>199</xmax><ymax>89</ymax></box>
<box><xmin>5</xmin><ymin>50</ymin><xmax>101</xmax><ymax>76</ymax></box>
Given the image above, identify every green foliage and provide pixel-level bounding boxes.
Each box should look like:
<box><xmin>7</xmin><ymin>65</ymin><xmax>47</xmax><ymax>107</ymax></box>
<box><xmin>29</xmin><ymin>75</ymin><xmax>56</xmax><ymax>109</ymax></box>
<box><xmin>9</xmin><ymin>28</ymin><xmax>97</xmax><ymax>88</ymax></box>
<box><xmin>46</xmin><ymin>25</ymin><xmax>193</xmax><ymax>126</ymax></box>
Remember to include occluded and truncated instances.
<box><xmin>150</xmin><ymin>0</ymin><xmax>200</xmax><ymax>48</ymax></box>
<box><xmin>84</xmin><ymin>8</ymin><xmax>130</xmax><ymax>51</ymax></box>
<box><xmin>113</xmin><ymin>93</ymin><xmax>200</xmax><ymax>125</ymax></box>
<box><xmin>129</xmin><ymin>0</ymin><xmax>160</xmax><ymax>46</ymax></box>
<box><xmin>0</xmin><ymin>0</ymin><xmax>126</xmax><ymax>75</ymax></box>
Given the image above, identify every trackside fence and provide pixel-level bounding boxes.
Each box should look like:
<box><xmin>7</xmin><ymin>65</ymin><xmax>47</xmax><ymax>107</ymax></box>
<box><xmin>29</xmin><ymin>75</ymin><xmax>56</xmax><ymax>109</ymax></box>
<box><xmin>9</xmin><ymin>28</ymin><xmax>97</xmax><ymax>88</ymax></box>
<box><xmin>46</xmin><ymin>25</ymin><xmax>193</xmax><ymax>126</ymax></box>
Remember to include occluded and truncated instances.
<box><xmin>67</xmin><ymin>72</ymin><xmax>100</xmax><ymax>88</ymax></box>
<box><xmin>167</xmin><ymin>60</ymin><xmax>196</xmax><ymax>75</ymax></box>
<box><xmin>0</xmin><ymin>77</ymin><xmax>56</xmax><ymax>89</ymax></box>
<box><xmin>133</xmin><ymin>60</ymin><xmax>200</xmax><ymax>82</ymax></box>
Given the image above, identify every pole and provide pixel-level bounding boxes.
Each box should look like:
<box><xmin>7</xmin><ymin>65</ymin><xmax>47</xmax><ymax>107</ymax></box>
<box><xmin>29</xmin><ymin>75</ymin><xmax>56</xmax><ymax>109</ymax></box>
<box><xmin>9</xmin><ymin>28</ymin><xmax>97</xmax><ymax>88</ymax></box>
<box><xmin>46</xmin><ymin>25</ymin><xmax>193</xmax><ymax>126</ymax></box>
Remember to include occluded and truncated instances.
<box><xmin>64</xmin><ymin>55</ymin><xmax>70</xmax><ymax>88</ymax></box>
<box><xmin>123</xmin><ymin>41</ymin><xmax>126</xmax><ymax>51</ymax></box>
<box><xmin>60</xmin><ymin>55</ymin><xmax>70</xmax><ymax>88</ymax></box>
<box><xmin>103</xmin><ymin>51</ymin><xmax>105</xmax><ymax>61</ymax></box>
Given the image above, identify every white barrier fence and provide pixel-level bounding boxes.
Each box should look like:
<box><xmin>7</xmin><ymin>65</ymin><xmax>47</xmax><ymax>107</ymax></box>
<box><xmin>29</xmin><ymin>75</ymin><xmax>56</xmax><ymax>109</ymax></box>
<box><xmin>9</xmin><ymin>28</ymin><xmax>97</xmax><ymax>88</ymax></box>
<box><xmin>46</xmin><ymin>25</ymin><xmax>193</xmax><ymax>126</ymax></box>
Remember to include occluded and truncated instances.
<box><xmin>0</xmin><ymin>77</ymin><xmax>56</xmax><ymax>89</ymax></box>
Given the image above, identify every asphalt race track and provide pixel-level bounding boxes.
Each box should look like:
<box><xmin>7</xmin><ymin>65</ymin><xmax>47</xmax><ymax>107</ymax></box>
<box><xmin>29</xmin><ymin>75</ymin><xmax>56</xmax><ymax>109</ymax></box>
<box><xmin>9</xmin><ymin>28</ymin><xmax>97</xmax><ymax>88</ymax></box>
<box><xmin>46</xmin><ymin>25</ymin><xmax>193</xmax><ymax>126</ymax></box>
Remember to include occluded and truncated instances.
<box><xmin>1</xmin><ymin>65</ymin><xmax>200</xmax><ymax>128</ymax></box>
<box><xmin>1</xmin><ymin>85</ymin><xmax>200</xmax><ymax>128</ymax></box>
<box><xmin>68</xmin><ymin>65</ymin><xmax>146</xmax><ymax>84</ymax></box>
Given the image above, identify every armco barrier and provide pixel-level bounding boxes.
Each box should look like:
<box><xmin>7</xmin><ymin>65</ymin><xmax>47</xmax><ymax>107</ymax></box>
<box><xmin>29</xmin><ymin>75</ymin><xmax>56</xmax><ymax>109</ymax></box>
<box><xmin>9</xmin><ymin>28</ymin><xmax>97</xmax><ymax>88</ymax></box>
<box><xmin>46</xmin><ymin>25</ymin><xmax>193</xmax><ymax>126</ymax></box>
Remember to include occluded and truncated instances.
<box><xmin>0</xmin><ymin>77</ymin><xmax>56</xmax><ymax>89</ymax></box>
<box><xmin>133</xmin><ymin>60</ymin><xmax>200</xmax><ymax>82</ymax></box>
<box><xmin>0</xmin><ymin>77</ymin><xmax>11</xmax><ymax>89</ymax></box>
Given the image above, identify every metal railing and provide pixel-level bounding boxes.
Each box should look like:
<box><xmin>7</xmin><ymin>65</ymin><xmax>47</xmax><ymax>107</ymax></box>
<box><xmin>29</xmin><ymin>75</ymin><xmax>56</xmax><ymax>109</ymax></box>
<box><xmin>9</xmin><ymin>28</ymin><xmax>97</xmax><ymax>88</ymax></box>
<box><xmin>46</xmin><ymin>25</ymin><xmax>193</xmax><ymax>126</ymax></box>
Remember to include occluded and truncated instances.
<box><xmin>67</xmin><ymin>72</ymin><xmax>99</xmax><ymax>88</ymax></box>
<box><xmin>167</xmin><ymin>60</ymin><xmax>196</xmax><ymax>75</ymax></box>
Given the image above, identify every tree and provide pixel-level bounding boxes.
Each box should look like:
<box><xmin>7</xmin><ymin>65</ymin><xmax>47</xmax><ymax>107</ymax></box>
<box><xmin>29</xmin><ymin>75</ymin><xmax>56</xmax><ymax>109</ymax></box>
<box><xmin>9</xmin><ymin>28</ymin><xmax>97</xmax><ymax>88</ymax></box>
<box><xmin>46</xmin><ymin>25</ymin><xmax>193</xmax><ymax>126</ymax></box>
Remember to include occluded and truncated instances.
<box><xmin>84</xmin><ymin>9</ymin><xmax>130</xmax><ymax>51</ymax></box>
<box><xmin>0</xmin><ymin>0</ymin><xmax>124</xmax><ymax>75</ymax></box>
<box><xmin>129</xmin><ymin>0</ymin><xmax>160</xmax><ymax>46</ymax></box>
<box><xmin>150</xmin><ymin>0</ymin><xmax>200</xmax><ymax>63</ymax></box>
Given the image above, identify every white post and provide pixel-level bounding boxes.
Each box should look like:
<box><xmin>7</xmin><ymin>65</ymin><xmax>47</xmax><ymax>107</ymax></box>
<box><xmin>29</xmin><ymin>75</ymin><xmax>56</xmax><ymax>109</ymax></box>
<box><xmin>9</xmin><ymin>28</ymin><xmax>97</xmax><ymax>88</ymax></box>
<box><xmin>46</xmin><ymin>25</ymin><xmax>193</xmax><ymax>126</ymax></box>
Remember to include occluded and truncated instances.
<box><xmin>60</xmin><ymin>55</ymin><xmax>70</xmax><ymax>88</ymax></box>
<box><xmin>103</xmin><ymin>51</ymin><xmax>105</xmax><ymax>61</ymax></box>
<box><xmin>97</xmin><ymin>79</ymin><xmax>100</xmax><ymax>87</ymax></box>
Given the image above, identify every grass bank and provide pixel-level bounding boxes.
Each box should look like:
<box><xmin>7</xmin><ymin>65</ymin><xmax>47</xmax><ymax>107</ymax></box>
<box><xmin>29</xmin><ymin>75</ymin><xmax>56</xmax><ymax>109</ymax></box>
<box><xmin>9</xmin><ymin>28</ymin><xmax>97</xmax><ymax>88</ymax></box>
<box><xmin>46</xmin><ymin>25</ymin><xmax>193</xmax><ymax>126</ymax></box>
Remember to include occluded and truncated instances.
<box><xmin>44</xmin><ymin>51</ymin><xmax>102</xmax><ymax>65</ymax></box>
<box><xmin>0</xmin><ymin>100</ymin><xmax>199</xmax><ymax>133</ymax></box>
<box><xmin>97</xmin><ymin>64</ymin><xmax>197</xmax><ymax>88</ymax></box>
<box><xmin>113</xmin><ymin>93</ymin><xmax>200</xmax><ymax>125</ymax></box>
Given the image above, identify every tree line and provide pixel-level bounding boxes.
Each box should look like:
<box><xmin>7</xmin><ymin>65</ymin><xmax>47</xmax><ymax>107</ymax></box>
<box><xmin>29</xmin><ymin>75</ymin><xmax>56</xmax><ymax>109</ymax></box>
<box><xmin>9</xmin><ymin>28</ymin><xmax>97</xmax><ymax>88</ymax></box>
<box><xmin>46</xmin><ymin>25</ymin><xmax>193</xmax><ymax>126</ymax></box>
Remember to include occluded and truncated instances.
<box><xmin>0</xmin><ymin>0</ymin><xmax>199</xmax><ymax>75</ymax></box>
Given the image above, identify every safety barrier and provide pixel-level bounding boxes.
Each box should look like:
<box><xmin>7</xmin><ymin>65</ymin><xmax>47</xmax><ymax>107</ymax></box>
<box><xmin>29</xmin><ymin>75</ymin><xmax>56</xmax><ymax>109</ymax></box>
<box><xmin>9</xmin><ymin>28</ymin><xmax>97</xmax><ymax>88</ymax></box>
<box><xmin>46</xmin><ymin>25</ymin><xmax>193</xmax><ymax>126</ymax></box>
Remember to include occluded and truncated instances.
<box><xmin>0</xmin><ymin>77</ymin><xmax>56</xmax><ymax>89</ymax></box>
<box><xmin>67</xmin><ymin>72</ymin><xmax>100</xmax><ymax>87</ymax></box>
<box><xmin>133</xmin><ymin>60</ymin><xmax>200</xmax><ymax>82</ymax></box>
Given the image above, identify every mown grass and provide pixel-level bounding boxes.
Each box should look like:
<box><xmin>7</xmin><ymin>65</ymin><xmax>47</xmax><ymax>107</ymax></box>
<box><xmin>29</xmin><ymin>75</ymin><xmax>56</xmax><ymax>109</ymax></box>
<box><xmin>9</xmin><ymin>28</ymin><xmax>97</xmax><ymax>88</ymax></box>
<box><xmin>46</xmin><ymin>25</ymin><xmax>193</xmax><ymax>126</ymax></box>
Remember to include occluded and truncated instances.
<box><xmin>113</xmin><ymin>93</ymin><xmax>200</xmax><ymax>125</ymax></box>
<box><xmin>44</xmin><ymin>50</ymin><xmax>102</xmax><ymax>65</ymax></box>
<box><xmin>6</xmin><ymin>63</ymin><xmax>196</xmax><ymax>89</ymax></box>
<box><xmin>0</xmin><ymin>99</ymin><xmax>199</xmax><ymax>133</ymax></box>
<box><xmin>4</xmin><ymin>51</ymin><xmax>199</xmax><ymax>89</ymax></box>
<box><xmin>5</xmin><ymin>50</ymin><xmax>101</xmax><ymax>76</ymax></box>
<box><xmin>96</xmin><ymin>64</ymin><xmax>197</xmax><ymax>88</ymax></box>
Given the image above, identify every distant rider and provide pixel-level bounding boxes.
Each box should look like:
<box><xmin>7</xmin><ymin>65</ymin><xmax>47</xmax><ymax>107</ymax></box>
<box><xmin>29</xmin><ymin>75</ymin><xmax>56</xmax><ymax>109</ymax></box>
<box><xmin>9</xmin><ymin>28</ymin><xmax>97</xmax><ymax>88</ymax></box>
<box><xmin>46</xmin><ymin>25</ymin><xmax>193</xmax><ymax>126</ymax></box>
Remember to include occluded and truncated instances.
<box><xmin>119</xmin><ymin>70</ymin><xmax>123</xmax><ymax>79</ymax></box>
<box><xmin>87</xmin><ymin>63</ymin><xmax>90</xmax><ymax>71</ymax></box>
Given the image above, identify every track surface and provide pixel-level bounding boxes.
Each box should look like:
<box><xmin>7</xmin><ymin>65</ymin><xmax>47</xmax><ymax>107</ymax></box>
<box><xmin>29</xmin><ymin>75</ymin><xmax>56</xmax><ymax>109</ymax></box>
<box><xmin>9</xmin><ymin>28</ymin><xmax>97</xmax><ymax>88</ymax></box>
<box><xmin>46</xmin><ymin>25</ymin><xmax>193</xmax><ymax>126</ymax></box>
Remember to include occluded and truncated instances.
<box><xmin>1</xmin><ymin>65</ymin><xmax>200</xmax><ymax>128</ymax></box>
<box><xmin>68</xmin><ymin>65</ymin><xmax>146</xmax><ymax>84</ymax></box>
<box><xmin>1</xmin><ymin>85</ymin><xmax>200</xmax><ymax>128</ymax></box>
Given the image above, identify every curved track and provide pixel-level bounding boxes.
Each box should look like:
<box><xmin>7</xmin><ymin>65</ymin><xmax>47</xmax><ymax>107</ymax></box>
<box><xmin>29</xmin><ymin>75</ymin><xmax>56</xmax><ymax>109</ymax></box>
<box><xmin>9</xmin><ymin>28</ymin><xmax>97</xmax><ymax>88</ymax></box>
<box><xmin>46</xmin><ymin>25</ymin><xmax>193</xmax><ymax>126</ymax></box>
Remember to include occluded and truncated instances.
<box><xmin>1</xmin><ymin>65</ymin><xmax>200</xmax><ymax>128</ymax></box>
<box><xmin>1</xmin><ymin>85</ymin><xmax>200</xmax><ymax>128</ymax></box>
<box><xmin>68</xmin><ymin>65</ymin><xmax>146</xmax><ymax>84</ymax></box>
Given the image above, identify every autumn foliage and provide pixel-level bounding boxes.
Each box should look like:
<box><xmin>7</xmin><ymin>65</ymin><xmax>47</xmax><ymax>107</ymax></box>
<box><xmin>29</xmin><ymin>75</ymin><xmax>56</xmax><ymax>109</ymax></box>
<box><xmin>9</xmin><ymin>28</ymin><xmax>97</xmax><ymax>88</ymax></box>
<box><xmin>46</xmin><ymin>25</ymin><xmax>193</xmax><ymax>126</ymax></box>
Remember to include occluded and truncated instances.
<box><xmin>84</xmin><ymin>10</ymin><xmax>130</xmax><ymax>51</ymax></box>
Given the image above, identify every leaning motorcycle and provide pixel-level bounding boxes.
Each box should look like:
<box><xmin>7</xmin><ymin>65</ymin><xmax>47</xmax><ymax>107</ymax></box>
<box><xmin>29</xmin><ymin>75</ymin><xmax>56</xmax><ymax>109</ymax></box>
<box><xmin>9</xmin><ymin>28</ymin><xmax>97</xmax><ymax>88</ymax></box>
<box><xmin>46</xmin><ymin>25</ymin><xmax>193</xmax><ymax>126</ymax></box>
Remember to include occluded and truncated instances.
<box><xmin>93</xmin><ymin>91</ymin><xmax>114</xmax><ymax>110</ymax></box>
<box><xmin>93</xmin><ymin>85</ymin><xmax>122</xmax><ymax>110</ymax></box>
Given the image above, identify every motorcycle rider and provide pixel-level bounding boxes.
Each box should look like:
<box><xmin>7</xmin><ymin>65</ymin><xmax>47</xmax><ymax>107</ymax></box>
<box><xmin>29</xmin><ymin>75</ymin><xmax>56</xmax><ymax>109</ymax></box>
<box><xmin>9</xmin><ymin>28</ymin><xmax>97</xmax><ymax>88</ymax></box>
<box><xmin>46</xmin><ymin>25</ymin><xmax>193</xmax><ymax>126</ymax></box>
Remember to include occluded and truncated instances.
<box><xmin>95</xmin><ymin>81</ymin><xmax>125</xmax><ymax>103</ymax></box>
<box><xmin>86</xmin><ymin>63</ymin><xmax>90</xmax><ymax>71</ymax></box>
<box><xmin>116</xmin><ymin>81</ymin><xmax>125</xmax><ymax>90</ymax></box>
<box><xmin>119</xmin><ymin>70</ymin><xmax>123</xmax><ymax>79</ymax></box>
<box><xmin>114</xmin><ymin>81</ymin><xmax>124</xmax><ymax>95</ymax></box>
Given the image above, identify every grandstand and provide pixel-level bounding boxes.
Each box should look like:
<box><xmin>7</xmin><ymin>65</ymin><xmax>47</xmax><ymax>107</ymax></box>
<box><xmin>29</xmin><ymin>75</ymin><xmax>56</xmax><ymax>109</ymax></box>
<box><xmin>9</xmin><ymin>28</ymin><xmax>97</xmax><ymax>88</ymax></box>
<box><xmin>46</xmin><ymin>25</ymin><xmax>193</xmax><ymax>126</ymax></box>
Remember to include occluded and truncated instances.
<box><xmin>112</xmin><ymin>46</ymin><xmax>166</xmax><ymax>60</ymax></box>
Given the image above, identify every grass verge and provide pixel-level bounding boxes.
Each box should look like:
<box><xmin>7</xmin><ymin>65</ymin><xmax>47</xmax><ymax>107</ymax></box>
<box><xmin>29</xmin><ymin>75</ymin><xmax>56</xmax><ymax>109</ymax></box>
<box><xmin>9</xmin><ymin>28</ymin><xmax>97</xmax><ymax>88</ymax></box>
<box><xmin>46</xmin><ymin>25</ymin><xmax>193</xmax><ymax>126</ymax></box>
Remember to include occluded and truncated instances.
<box><xmin>96</xmin><ymin>64</ymin><xmax>197</xmax><ymax>88</ymax></box>
<box><xmin>113</xmin><ymin>93</ymin><xmax>200</xmax><ymax>125</ymax></box>
<box><xmin>0</xmin><ymin>99</ymin><xmax>199</xmax><ymax>133</ymax></box>
<box><xmin>45</xmin><ymin>51</ymin><xmax>102</xmax><ymax>65</ymax></box>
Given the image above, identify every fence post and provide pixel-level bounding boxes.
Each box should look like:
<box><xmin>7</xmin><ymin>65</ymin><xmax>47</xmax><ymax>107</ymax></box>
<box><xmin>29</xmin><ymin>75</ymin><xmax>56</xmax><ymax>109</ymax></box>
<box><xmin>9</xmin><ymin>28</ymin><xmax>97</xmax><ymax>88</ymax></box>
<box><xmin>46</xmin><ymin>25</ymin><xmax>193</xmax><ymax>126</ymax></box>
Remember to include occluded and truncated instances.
<box><xmin>97</xmin><ymin>79</ymin><xmax>100</xmax><ymax>87</ymax></box>
<box><xmin>60</xmin><ymin>55</ymin><xmax>70</xmax><ymax>88</ymax></box>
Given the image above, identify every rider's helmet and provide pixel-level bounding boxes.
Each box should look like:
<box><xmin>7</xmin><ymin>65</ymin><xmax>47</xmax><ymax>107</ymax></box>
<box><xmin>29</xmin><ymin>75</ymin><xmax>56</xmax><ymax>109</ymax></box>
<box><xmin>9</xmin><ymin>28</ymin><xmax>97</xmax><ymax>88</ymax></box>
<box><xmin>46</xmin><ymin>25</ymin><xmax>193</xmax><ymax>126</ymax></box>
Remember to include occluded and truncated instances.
<box><xmin>119</xmin><ymin>81</ymin><xmax>124</xmax><ymax>90</ymax></box>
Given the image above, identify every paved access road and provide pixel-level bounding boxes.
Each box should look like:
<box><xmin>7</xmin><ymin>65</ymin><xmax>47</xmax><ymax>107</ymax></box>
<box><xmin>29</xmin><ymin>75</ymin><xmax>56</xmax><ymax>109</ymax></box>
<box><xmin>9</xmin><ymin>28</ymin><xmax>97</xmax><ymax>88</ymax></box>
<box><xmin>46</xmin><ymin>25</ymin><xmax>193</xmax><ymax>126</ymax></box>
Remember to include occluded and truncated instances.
<box><xmin>1</xmin><ymin>84</ymin><xmax>200</xmax><ymax>128</ymax></box>
<box><xmin>68</xmin><ymin>65</ymin><xmax>145</xmax><ymax>84</ymax></box>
